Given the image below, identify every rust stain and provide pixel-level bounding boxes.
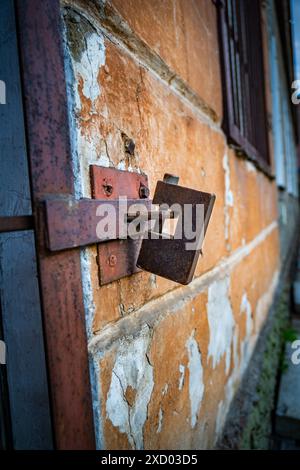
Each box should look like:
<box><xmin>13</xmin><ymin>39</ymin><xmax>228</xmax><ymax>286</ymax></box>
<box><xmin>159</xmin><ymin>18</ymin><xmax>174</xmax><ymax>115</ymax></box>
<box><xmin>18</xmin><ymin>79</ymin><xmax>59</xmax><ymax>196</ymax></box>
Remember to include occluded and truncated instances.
<box><xmin>125</xmin><ymin>385</ymin><xmax>137</xmax><ymax>407</ymax></box>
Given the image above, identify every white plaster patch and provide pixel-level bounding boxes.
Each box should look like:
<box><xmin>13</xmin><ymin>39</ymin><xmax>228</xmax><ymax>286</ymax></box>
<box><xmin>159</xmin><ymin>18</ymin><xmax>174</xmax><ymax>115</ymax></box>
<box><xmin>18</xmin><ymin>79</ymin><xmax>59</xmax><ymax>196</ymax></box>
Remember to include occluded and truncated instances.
<box><xmin>106</xmin><ymin>325</ymin><xmax>154</xmax><ymax>449</ymax></box>
<box><xmin>186</xmin><ymin>331</ymin><xmax>204</xmax><ymax>428</ymax></box>
<box><xmin>116</xmin><ymin>160</ymin><xmax>127</xmax><ymax>171</ymax></box>
<box><xmin>245</xmin><ymin>160</ymin><xmax>256</xmax><ymax>172</ymax></box>
<box><xmin>89</xmin><ymin>356</ymin><xmax>104</xmax><ymax>449</ymax></box>
<box><xmin>149</xmin><ymin>274</ymin><xmax>158</xmax><ymax>290</ymax></box>
<box><xmin>223</xmin><ymin>152</ymin><xmax>234</xmax><ymax>207</ymax></box>
<box><xmin>223</xmin><ymin>152</ymin><xmax>234</xmax><ymax>248</ymax></box>
<box><xmin>215</xmin><ymin>282</ymin><xmax>276</xmax><ymax>443</ymax></box>
<box><xmin>255</xmin><ymin>271</ymin><xmax>279</xmax><ymax>333</ymax></box>
<box><xmin>74</xmin><ymin>32</ymin><xmax>105</xmax><ymax>108</ymax></box>
<box><xmin>157</xmin><ymin>407</ymin><xmax>163</xmax><ymax>434</ymax></box>
<box><xmin>66</xmin><ymin>27</ymin><xmax>108</xmax><ymax>197</ymax></box>
<box><xmin>178</xmin><ymin>364</ymin><xmax>185</xmax><ymax>391</ymax></box>
<box><xmin>80</xmin><ymin>248</ymin><xmax>96</xmax><ymax>339</ymax></box>
<box><xmin>215</xmin><ymin>352</ymin><xmax>241</xmax><ymax>442</ymax></box>
<box><xmin>232</xmin><ymin>325</ymin><xmax>239</xmax><ymax>369</ymax></box>
<box><xmin>239</xmin><ymin>292</ymin><xmax>254</xmax><ymax>375</ymax></box>
<box><xmin>207</xmin><ymin>276</ymin><xmax>235</xmax><ymax>374</ymax></box>
<box><xmin>240</xmin><ymin>292</ymin><xmax>253</xmax><ymax>339</ymax></box>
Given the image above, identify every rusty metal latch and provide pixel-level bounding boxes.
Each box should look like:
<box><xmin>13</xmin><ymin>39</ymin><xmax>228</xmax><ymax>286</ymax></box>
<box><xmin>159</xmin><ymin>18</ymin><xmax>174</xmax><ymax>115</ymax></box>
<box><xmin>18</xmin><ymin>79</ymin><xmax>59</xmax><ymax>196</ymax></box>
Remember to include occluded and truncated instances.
<box><xmin>43</xmin><ymin>166</ymin><xmax>215</xmax><ymax>285</ymax></box>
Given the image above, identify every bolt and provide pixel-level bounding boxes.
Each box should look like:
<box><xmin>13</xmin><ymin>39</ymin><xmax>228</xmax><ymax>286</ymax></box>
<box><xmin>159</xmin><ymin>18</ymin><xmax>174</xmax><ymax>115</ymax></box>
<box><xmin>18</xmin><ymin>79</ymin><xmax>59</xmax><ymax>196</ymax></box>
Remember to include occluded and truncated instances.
<box><xmin>139</xmin><ymin>183</ymin><xmax>150</xmax><ymax>199</ymax></box>
<box><xmin>108</xmin><ymin>254</ymin><xmax>117</xmax><ymax>267</ymax></box>
<box><xmin>125</xmin><ymin>138</ymin><xmax>135</xmax><ymax>156</ymax></box>
<box><xmin>122</xmin><ymin>133</ymin><xmax>135</xmax><ymax>156</ymax></box>
<box><xmin>103</xmin><ymin>183</ymin><xmax>113</xmax><ymax>196</ymax></box>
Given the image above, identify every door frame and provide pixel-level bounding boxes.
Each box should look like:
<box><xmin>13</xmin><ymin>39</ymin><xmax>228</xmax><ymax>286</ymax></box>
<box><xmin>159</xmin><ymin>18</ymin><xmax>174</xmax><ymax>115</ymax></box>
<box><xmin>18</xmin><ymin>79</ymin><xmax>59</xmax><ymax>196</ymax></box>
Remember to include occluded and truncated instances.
<box><xmin>15</xmin><ymin>0</ymin><xmax>95</xmax><ymax>449</ymax></box>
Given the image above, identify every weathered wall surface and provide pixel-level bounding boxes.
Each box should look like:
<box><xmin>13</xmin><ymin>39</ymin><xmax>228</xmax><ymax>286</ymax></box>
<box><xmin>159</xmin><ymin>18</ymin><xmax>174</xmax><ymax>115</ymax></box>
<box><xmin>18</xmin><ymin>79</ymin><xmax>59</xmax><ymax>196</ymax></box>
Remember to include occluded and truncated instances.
<box><xmin>61</xmin><ymin>0</ymin><xmax>281</xmax><ymax>449</ymax></box>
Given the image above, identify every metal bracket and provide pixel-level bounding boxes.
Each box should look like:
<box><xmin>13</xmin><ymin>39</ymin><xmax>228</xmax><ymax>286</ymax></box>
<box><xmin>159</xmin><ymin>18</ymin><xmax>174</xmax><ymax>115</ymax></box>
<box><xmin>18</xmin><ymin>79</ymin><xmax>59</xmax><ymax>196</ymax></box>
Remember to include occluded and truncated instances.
<box><xmin>90</xmin><ymin>165</ymin><xmax>150</xmax><ymax>285</ymax></box>
<box><xmin>44</xmin><ymin>166</ymin><xmax>215</xmax><ymax>285</ymax></box>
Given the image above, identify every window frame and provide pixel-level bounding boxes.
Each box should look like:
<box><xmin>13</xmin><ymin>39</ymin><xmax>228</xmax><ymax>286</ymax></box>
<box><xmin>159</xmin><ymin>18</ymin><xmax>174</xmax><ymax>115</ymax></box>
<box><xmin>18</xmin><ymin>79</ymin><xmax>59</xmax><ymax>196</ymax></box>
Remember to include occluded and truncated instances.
<box><xmin>217</xmin><ymin>0</ymin><xmax>271</xmax><ymax>174</ymax></box>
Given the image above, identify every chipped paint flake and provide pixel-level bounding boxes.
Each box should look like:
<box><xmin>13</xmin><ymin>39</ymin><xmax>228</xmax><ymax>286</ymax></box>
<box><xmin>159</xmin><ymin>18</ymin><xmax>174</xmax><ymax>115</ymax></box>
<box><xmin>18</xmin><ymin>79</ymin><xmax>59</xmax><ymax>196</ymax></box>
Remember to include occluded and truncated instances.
<box><xmin>240</xmin><ymin>292</ymin><xmax>254</xmax><ymax>374</ymax></box>
<box><xmin>106</xmin><ymin>325</ymin><xmax>154</xmax><ymax>449</ymax></box>
<box><xmin>240</xmin><ymin>292</ymin><xmax>253</xmax><ymax>339</ymax></box>
<box><xmin>157</xmin><ymin>407</ymin><xmax>163</xmax><ymax>434</ymax></box>
<box><xmin>255</xmin><ymin>271</ymin><xmax>279</xmax><ymax>333</ymax></box>
<box><xmin>74</xmin><ymin>32</ymin><xmax>105</xmax><ymax>108</ymax></box>
<box><xmin>223</xmin><ymin>152</ymin><xmax>234</xmax><ymax>207</ymax></box>
<box><xmin>207</xmin><ymin>276</ymin><xmax>235</xmax><ymax>374</ymax></box>
<box><xmin>223</xmin><ymin>152</ymin><xmax>234</xmax><ymax>248</ymax></box>
<box><xmin>186</xmin><ymin>331</ymin><xmax>204</xmax><ymax>428</ymax></box>
<box><xmin>80</xmin><ymin>248</ymin><xmax>96</xmax><ymax>339</ymax></box>
<box><xmin>215</xmin><ymin>287</ymin><xmax>268</xmax><ymax>442</ymax></box>
<box><xmin>66</xmin><ymin>24</ymin><xmax>108</xmax><ymax>196</ymax></box>
<box><xmin>246</xmin><ymin>160</ymin><xmax>256</xmax><ymax>172</ymax></box>
<box><xmin>178</xmin><ymin>364</ymin><xmax>185</xmax><ymax>391</ymax></box>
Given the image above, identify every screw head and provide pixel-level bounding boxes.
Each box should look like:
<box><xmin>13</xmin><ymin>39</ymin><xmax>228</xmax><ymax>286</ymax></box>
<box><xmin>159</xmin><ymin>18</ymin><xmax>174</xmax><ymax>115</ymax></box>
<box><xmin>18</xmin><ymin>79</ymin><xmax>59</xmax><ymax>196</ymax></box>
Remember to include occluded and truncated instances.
<box><xmin>125</xmin><ymin>138</ymin><xmax>135</xmax><ymax>156</ymax></box>
<box><xmin>103</xmin><ymin>183</ymin><xmax>113</xmax><ymax>196</ymax></box>
<box><xmin>108</xmin><ymin>254</ymin><xmax>117</xmax><ymax>267</ymax></box>
<box><xmin>121</xmin><ymin>133</ymin><xmax>135</xmax><ymax>156</ymax></box>
<box><xmin>139</xmin><ymin>183</ymin><xmax>150</xmax><ymax>199</ymax></box>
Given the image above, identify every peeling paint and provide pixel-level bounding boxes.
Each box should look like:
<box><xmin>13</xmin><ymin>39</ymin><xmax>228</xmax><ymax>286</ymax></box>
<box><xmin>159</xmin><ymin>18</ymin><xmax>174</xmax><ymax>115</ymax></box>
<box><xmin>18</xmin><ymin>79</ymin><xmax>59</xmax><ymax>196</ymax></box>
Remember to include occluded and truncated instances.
<box><xmin>64</xmin><ymin>10</ymin><xmax>108</xmax><ymax>196</ymax></box>
<box><xmin>178</xmin><ymin>364</ymin><xmax>185</xmax><ymax>391</ymax></box>
<box><xmin>63</xmin><ymin>15</ymin><xmax>103</xmax><ymax>448</ymax></box>
<box><xmin>88</xmin><ymin>222</ymin><xmax>278</xmax><ymax>356</ymax></box>
<box><xmin>106</xmin><ymin>325</ymin><xmax>154</xmax><ymax>449</ymax></box>
<box><xmin>61</xmin><ymin>0</ymin><xmax>283</xmax><ymax>451</ymax></box>
<box><xmin>157</xmin><ymin>407</ymin><xmax>163</xmax><ymax>434</ymax></box>
<box><xmin>223</xmin><ymin>152</ymin><xmax>234</xmax><ymax>207</ymax></box>
<box><xmin>74</xmin><ymin>32</ymin><xmax>105</xmax><ymax>108</ymax></box>
<box><xmin>245</xmin><ymin>160</ymin><xmax>256</xmax><ymax>172</ymax></box>
<box><xmin>240</xmin><ymin>292</ymin><xmax>253</xmax><ymax>339</ymax></box>
<box><xmin>255</xmin><ymin>271</ymin><xmax>279</xmax><ymax>333</ymax></box>
<box><xmin>89</xmin><ymin>356</ymin><xmax>104</xmax><ymax>449</ymax></box>
<box><xmin>223</xmin><ymin>152</ymin><xmax>234</xmax><ymax>249</ymax></box>
<box><xmin>207</xmin><ymin>276</ymin><xmax>235</xmax><ymax>374</ymax></box>
<box><xmin>215</xmin><ymin>285</ymin><xmax>271</xmax><ymax>442</ymax></box>
<box><xmin>215</xmin><ymin>345</ymin><xmax>241</xmax><ymax>440</ymax></box>
<box><xmin>186</xmin><ymin>331</ymin><xmax>204</xmax><ymax>428</ymax></box>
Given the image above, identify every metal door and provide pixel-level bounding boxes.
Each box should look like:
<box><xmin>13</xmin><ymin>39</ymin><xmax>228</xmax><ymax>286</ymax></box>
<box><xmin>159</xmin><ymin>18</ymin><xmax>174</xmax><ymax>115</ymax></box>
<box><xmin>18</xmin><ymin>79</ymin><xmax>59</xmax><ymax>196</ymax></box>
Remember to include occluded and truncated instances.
<box><xmin>0</xmin><ymin>0</ymin><xmax>53</xmax><ymax>449</ymax></box>
<box><xmin>0</xmin><ymin>0</ymin><xmax>95</xmax><ymax>449</ymax></box>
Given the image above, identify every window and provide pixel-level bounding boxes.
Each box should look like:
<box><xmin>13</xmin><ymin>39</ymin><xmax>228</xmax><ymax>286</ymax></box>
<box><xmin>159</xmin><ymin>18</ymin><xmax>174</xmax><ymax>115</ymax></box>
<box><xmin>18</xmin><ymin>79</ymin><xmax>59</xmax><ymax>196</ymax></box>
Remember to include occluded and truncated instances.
<box><xmin>267</xmin><ymin>0</ymin><xmax>298</xmax><ymax>196</ymax></box>
<box><xmin>218</xmin><ymin>0</ymin><xmax>270</xmax><ymax>169</ymax></box>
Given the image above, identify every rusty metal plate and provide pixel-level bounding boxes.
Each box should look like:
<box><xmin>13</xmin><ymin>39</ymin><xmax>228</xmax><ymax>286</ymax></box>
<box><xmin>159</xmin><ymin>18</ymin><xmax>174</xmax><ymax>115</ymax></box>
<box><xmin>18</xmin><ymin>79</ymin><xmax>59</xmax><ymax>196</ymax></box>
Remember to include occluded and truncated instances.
<box><xmin>0</xmin><ymin>215</ymin><xmax>34</xmax><ymax>233</ymax></box>
<box><xmin>44</xmin><ymin>197</ymin><xmax>147</xmax><ymax>251</ymax></box>
<box><xmin>90</xmin><ymin>165</ymin><xmax>149</xmax><ymax>285</ymax></box>
<box><xmin>137</xmin><ymin>181</ymin><xmax>216</xmax><ymax>285</ymax></box>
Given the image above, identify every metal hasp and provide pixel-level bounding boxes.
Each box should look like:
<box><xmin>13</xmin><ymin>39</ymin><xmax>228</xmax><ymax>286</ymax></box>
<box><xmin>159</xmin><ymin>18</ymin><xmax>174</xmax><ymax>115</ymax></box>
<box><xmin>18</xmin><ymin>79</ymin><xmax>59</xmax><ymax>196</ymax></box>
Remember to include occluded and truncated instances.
<box><xmin>137</xmin><ymin>176</ymin><xmax>216</xmax><ymax>285</ymax></box>
<box><xmin>90</xmin><ymin>165</ymin><xmax>149</xmax><ymax>285</ymax></box>
<box><xmin>44</xmin><ymin>197</ymin><xmax>149</xmax><ymax>251</ymax></box>
<box><xmin>44</xmin><ymin>166</ymin><xmax>215</xmax><ymax>286</ymax></box>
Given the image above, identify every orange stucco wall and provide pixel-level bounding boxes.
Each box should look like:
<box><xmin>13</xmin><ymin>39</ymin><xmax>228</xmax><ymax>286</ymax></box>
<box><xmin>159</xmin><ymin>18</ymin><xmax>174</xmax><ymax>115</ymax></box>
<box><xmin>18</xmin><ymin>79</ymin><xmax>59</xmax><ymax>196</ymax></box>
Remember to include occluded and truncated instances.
<box><xmin>62</xmin><ymin>0</ymin><xmax>280</xmax><ymax>449</ymax></box>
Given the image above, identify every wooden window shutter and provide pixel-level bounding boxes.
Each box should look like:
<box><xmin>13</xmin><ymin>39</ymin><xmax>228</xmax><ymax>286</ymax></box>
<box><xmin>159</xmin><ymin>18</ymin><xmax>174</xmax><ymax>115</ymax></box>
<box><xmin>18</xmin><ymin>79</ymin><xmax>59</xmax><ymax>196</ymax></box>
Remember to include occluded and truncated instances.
<box><xmin>218</xmin><ymin>0</ymin><xmax>270</xmax><ymax>168</ymax></box>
